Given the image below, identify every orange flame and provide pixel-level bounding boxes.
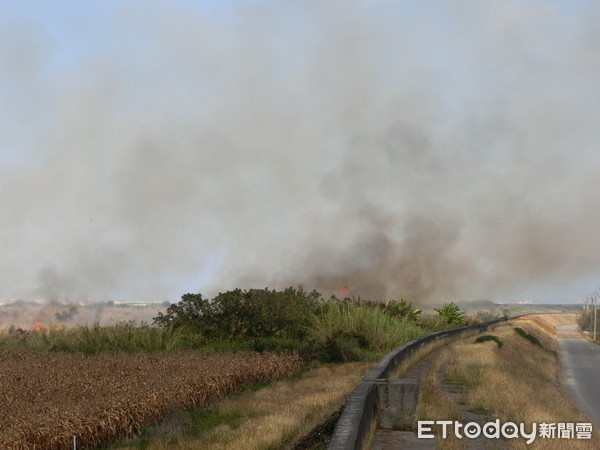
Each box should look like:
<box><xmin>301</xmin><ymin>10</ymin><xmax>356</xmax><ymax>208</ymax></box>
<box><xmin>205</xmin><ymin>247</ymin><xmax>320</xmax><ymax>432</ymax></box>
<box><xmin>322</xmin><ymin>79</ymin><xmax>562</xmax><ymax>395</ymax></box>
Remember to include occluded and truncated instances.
<box><xmin>34</xmin><ymin>322</ymin><xmax>43</xmax><ymax>331</ymax></box>
<box><xmin>334</xmin><ymin>287</ymin><xmax>350</xmax><ymax>297</ymax></box>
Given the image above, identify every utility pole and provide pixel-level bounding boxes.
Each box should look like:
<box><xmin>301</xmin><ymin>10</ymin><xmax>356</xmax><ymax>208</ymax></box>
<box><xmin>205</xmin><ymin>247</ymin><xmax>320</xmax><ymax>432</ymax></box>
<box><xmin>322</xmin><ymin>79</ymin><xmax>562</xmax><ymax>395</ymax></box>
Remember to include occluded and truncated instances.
<box><xmin>591</xmin><ymin>293</ymin><xmax>598</xmax><ymax>343</ymax></box>
<box><xmin>583</xmin><ymin>296</ymin><xmax>590</xmax><ymax>332</ymax></box>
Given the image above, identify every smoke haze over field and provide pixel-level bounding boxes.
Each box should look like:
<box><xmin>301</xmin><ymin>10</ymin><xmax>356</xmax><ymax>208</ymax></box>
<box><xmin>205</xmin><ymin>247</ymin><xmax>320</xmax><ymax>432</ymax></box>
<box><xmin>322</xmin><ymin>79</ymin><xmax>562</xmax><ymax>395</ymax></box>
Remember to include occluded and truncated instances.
<box><xmin>1</xmin><ymin>1</ymin><xmax>599</xmax><ymax>304</ymax></box>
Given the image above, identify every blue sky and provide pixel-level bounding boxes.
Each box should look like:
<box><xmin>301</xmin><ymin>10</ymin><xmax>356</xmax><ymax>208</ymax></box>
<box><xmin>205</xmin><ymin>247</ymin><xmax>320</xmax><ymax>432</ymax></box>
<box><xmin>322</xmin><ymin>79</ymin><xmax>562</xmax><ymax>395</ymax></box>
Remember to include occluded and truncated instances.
<box><xmin>1</xmin><ymin>0</ymin><xmax>599</xmax><ymax>304</ymax></box>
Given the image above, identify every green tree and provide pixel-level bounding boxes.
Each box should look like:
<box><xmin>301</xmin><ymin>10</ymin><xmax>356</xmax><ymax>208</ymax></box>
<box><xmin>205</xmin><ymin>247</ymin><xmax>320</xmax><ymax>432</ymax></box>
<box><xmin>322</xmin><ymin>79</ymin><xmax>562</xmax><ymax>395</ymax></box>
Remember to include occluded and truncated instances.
<box><xmin>153</xmin><ymin>293</ymin><xmax>218</xmax><ymax>335</ymax></box>
<box><xmin>210</xmin><ymin>287</ymin><xmax>320</xmax><ymax>339</ymax></box>
<box><xmin>153</xmin><ymin>287</ymin><xmax>321</xmax><ymax>340</ymax></box>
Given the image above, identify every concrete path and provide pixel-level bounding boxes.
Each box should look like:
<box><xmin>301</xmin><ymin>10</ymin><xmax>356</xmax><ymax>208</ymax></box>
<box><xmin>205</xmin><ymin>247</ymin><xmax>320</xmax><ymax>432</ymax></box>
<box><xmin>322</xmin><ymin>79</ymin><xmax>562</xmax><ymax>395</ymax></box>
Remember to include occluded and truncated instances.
<box><xmin>557</xmin><ymin>324</ymin><xmax>600</xmax><ymax>427</ymax></box>
<box><xmin>370</xmin><ymin>348</ymin><xmax>443</xmax><ymax>449</ymax></box>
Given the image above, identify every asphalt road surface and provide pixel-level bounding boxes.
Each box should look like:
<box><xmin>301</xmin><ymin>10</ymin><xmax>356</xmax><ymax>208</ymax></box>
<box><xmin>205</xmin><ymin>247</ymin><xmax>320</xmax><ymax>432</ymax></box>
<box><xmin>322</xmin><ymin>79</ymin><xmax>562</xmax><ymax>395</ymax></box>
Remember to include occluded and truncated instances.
<box><xmin>557</xmin><ymin>324</ymin><xmax>600</xmax><ymax>427</ymax></box>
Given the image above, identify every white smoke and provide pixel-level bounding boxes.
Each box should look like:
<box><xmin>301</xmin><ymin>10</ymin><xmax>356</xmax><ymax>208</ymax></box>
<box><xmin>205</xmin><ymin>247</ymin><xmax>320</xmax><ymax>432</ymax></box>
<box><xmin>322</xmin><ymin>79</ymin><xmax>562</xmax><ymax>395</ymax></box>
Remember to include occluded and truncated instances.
<box><xmin>0</xmin><ymin>1</ymin><xmax>599</xmax><ymax>303</ymax></box>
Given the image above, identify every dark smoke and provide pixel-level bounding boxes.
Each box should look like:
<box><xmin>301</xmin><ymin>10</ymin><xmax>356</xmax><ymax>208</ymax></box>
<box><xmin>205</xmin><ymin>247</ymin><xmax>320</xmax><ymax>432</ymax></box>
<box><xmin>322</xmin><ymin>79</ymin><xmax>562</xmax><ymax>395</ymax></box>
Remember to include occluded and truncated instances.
<box><xmin>0</xmin><ymin>1</ymin><xmax>599</xmax><ymax>304</ymax></box>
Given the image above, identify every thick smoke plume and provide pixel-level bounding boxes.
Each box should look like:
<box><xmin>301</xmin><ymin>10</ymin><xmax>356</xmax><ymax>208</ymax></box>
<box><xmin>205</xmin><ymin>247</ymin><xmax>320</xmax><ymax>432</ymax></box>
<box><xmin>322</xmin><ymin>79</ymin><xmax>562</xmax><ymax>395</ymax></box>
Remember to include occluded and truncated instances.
<box><xmin>0</xmin><ymin>1</ymin><xmax>599</xmax><ymax>304</ymax></box>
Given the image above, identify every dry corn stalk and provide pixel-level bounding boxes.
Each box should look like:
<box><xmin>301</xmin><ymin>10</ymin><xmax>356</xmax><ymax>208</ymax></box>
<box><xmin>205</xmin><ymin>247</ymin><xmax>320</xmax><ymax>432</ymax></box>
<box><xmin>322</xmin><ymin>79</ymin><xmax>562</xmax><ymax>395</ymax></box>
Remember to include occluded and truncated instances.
<box><xmin>0</xmin><ymin>350</ymin><xmax>302</xmax><ymax>449</ymax></box>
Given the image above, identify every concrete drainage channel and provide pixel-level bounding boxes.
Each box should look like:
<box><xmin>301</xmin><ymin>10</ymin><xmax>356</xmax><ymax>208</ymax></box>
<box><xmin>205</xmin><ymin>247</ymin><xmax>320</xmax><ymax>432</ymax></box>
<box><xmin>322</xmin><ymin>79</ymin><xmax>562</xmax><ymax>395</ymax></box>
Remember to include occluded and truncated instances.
<box><xmin>327</xmin><ymin>316</ymin><xmax>525</xmax><ymax>450</ymax></box>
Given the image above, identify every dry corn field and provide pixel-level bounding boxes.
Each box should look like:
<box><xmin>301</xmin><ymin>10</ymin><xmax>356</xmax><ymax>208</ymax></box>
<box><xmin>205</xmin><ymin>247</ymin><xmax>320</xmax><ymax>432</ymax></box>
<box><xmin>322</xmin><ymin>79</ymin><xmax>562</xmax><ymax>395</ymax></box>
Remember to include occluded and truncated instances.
<box><xmin>0</xmin><ymin>350</ymin><xmax>303</xmax><ymax>449</ymax></box>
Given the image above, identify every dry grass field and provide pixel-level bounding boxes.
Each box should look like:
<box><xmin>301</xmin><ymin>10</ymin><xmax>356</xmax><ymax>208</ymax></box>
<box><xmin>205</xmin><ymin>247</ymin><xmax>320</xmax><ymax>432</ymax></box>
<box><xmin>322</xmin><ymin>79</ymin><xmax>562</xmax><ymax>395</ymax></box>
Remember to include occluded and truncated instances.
<box><xmin>512</xmin><ymin>313</ymin><xmax>578</xmax><ymax>336</ymax></box>
<box><xmin>112</xmin><ymin>362</ymin><xmax>373</xmax><ymax>450</ymax></box>
<box><xmin>0</xmin><ymin>350</ymin><xmax>302</xmax><ymax>449</ymax></box>
<box><xmin>418</xmin><ymin>316</ymin><xmax>600</xmax><ymax>449</ymax></box>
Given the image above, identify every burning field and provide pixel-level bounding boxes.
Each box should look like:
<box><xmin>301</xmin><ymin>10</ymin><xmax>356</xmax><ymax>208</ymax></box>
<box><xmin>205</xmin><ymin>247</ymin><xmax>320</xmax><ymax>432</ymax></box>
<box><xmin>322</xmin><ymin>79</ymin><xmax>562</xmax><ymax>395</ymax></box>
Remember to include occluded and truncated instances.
<box><xmin>0</xmin><ymin>350</ymin><xmax>302</xmax><ymax>449</ymax></box>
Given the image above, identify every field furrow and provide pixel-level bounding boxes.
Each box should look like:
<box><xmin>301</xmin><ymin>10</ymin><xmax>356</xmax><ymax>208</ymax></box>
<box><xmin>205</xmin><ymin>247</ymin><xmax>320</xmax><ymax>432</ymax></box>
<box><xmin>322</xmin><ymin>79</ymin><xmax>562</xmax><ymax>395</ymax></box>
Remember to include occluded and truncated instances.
<box><xmin>0</xmin><ymin>350</ymin><xmax>302</xmax><ymax>449</ymax></box>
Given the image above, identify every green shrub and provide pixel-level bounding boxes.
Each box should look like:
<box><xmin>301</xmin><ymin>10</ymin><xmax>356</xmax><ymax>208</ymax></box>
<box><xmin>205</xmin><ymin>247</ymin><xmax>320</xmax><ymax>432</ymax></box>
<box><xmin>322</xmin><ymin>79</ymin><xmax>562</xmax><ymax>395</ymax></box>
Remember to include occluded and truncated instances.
<box><xmin>434</xmin><ymin>302</ymin><xmax>468</xmax><ymax>326</ymax></box>
<box><xmin>513</xmin><ymin>327</ymin><xmax>542</xmax><ymax>347</ymax></box>
<box><xmin>474</xmin><ymin>335</ymin><xmax>503</xmax><ymax>348</ymax></box>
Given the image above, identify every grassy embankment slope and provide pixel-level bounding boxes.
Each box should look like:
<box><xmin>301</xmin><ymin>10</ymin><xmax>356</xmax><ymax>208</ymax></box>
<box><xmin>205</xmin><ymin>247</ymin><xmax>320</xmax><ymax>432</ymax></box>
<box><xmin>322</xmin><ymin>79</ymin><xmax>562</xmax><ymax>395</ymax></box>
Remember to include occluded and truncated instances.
<box><xmin>419</xmin><ymin>314</ymin><xmax>600</xmax><ymax>449</ymax></box>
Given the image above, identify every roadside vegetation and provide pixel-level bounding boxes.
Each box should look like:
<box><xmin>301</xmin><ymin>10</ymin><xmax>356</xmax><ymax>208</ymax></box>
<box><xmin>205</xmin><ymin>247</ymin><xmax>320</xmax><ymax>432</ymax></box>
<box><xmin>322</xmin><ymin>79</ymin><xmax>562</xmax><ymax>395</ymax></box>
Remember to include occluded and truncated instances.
<box><xmin>418</xmin><ymin>315</ymin><xmax>599</xmax><ymax>449</ymax></box>
<box><xmin>0</xmin><ymin>288</ymin><xmax>465</xmax><ymax>363</ymax></box>
<box><xmin>0</xmin><ymin>287</ymin><xmax>473</xmax><ymax>449</ymax></box>
<box><xmin>577</xmin><ymin>307</ymin><xmax>599</xmax><ymax>342</ymax></box>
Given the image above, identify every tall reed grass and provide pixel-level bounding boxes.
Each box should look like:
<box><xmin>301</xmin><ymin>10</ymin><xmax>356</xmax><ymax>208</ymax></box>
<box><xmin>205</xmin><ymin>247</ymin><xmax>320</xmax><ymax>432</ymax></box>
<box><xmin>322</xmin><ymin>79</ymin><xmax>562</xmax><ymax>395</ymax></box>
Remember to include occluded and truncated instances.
<box><xmin>306</xmin><ymin>301</ymin><xmax>425</xmax><ymax>361</ymax></box>
<box><xmin>0</xmin><ymin>322</ymin><xmax>230</xmax><ymax>354</ymax></box>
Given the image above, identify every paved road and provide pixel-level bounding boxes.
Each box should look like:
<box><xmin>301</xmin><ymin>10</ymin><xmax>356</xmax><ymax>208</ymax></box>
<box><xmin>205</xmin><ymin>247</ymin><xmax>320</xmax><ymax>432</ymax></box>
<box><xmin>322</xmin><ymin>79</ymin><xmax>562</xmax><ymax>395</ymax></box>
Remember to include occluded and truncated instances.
<box><xmin>558</xmin><ymin>324</ymin><xmax>600</xmax><ymax>427</ymax></box>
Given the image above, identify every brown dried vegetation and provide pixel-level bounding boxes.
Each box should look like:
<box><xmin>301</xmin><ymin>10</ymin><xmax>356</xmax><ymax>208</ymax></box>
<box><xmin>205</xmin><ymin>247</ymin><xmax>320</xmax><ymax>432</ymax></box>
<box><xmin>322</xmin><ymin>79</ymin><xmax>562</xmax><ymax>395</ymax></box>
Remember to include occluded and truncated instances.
<box><xmin>0</xmin><ymin>350</ymin><xmax>302</xmax><ymax>449</ymax></box>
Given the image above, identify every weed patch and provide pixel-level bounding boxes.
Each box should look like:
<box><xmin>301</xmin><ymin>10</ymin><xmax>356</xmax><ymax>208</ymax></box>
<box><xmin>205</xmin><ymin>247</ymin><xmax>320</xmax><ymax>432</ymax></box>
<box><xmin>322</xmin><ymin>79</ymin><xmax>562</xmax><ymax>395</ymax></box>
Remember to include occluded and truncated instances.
<box><xmin>514</xmin><ymin>326</ymin><xmax>543</xmax><ymax>347</ymax></box>
<box><xmin>474</xmin><ymin>334</ymin><xmax>503</xmax><ymax>347</ymax></box>
<box><xmin>185</xmin><ymin>407</ymin><xmax>244</xmax><ymax>438</ymax></box>
<box><xmin>293</xmin><ymin>406</ymin><xmax>343</xmax><ymax>449</ymax></box>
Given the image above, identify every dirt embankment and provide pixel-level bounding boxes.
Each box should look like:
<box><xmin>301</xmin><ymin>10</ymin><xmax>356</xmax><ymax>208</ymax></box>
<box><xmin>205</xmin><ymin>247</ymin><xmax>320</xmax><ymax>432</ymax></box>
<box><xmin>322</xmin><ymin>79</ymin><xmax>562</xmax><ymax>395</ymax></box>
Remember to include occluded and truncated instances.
<box><xmin>513</xmin><ymin>313</ymin><xmax>578</xmax><ymax>336</ymax></box>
